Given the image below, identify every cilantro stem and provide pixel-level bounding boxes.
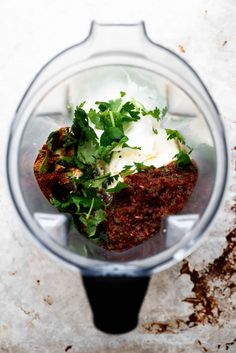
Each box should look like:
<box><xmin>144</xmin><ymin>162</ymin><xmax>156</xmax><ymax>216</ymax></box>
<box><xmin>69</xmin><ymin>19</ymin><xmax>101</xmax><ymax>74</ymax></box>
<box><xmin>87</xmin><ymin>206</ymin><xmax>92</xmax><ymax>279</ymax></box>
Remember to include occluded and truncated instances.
<box><xmin>117</xmin><ymin>101</ymin><xmax>124</xmax><ymax>113</ymax></box>
<box><xmin>86</xmin><ymin>197</ymin><xmax>95</xmax><ymax>220</ymax></box>
<box><xmin>109</xmin><ymin>111</ymin><xmax>115</xmax><ymax>127</ymax></box>
<box><xmin>81</xmin><ymin>189</ymin><xmax>87</xmax><ymax>198</ymax></box>
<box><xmin>131</xmin><ymin>96</ymin><xmax>138</xmax><ymax>111</ymax></box>
<box><xmin>137</xmin><ymin>100</ymin><xmax>145</xmax><ymax>110</ymax></box>
<box><xmin>93</xmin><ymin>173</ymin><xmax>110</xmax><ymax>180</ymax></box>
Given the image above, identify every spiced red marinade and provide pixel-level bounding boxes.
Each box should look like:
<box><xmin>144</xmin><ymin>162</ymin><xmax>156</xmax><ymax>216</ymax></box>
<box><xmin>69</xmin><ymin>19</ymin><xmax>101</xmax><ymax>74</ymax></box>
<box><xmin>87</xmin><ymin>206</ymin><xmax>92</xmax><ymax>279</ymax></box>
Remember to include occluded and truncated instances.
<box><xmin>103</xmin><ymin>162</ymin><xmax>198</xmax><ymax>250</ymax></box>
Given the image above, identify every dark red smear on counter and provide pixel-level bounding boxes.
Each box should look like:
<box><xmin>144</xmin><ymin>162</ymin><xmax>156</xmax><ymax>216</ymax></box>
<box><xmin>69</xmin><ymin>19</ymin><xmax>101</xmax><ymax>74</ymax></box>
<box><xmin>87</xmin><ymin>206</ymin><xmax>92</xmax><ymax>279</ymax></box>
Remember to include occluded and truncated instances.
<box><xmin>103</xmin><ymin>162</ymin><xmax>198</xmax><ymax>251</ymax></box>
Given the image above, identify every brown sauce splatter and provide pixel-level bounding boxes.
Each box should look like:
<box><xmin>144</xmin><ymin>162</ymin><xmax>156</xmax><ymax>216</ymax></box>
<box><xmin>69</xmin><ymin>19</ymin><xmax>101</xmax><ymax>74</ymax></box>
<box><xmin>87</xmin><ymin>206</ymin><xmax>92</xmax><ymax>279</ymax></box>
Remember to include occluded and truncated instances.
<box><xmin>143</xmin><ymin>227</ymin><xmax>236</xmax><ymax>334</ymax></box>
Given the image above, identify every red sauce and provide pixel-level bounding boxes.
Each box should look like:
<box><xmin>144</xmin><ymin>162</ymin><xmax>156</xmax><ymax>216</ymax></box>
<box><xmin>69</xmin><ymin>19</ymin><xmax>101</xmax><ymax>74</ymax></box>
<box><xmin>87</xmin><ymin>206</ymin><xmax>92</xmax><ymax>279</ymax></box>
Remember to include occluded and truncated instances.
<box><xmin>103</xmin><ymin>162</ymin><xmax>198</xmax><ymax>251</ymax></box>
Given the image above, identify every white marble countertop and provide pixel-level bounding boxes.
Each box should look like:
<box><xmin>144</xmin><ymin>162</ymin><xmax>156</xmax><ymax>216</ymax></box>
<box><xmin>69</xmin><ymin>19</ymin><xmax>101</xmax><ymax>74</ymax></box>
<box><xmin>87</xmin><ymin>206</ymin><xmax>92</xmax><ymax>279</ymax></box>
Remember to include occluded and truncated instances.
<box><xmin>0</xmin><ymin>0</ymin><xmax>235</xmax><ymax>352</ymax></box>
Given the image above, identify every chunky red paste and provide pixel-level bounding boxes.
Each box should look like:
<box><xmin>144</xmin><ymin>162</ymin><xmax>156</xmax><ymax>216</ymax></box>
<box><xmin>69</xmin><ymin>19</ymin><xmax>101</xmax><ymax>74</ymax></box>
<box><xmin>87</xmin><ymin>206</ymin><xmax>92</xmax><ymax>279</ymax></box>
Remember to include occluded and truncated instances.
<box><xmin>103</xmin><ymin>162</ymin><xmax>198</xmax><ymax>250</ymax></box>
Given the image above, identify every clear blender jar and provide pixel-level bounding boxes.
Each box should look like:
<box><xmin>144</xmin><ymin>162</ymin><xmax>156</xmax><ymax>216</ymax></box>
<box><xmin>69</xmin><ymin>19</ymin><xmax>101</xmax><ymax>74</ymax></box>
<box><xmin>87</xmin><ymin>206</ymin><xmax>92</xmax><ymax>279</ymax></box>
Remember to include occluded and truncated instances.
<box><xmin>6</xmin><ymin>22</ymin><xmax>228</xmax><ymax>334</ymax></box>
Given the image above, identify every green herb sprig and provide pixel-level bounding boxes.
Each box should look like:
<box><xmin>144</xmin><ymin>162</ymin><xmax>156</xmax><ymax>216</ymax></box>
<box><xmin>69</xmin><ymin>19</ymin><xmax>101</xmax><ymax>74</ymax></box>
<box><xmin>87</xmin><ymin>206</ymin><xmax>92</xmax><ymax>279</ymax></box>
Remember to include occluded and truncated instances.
<box><xmin>165</xmin><ymin>128</ymin><xmax>193</xmax><ymax>167</ymax></box>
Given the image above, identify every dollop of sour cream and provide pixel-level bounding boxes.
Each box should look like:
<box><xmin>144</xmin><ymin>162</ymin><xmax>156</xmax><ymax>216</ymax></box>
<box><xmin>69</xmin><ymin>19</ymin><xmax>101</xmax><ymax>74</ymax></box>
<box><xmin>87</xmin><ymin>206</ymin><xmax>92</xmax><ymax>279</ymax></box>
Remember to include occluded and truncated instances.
<box><xmin>105</xmin><ymin>115</ymin><xmax>179</xmax><ymax>181</ymax></box>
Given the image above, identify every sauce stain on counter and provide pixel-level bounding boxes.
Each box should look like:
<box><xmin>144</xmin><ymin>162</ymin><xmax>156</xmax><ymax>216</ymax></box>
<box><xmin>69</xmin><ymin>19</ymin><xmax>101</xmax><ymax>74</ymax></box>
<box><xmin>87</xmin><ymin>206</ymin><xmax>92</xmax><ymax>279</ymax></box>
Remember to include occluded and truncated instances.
<box><xmin>43</xmin><ymin>295</ymin><xmax>54</xmax><ymax>306</ymax></box>
<box><xmin>178</xmin><ymin>45</ymin><xmax>186</xmax><ymax>54</ymax></box>
<box><xmin>143</xmin><ymin>227</ymin><xmax>236</xmax><ymax>334</ymax></box>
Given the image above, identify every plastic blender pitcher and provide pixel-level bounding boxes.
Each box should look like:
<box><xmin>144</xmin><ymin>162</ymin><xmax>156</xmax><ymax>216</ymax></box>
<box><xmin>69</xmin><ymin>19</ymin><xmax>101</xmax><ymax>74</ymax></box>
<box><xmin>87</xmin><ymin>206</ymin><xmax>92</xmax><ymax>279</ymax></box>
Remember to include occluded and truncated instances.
<box><xmin>6</xmin><ymin>22</ymin><xmax>228</xmax><ymax>334</ymax></box>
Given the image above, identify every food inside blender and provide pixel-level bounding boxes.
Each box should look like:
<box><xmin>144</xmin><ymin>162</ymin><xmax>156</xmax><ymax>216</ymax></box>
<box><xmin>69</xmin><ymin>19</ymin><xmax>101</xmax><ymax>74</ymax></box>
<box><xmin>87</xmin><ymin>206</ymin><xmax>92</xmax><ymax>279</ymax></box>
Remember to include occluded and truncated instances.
<box><xmin>34</xmin><ymin>92</ymin><xmax>198</xmax><ymax>251</ymax></box>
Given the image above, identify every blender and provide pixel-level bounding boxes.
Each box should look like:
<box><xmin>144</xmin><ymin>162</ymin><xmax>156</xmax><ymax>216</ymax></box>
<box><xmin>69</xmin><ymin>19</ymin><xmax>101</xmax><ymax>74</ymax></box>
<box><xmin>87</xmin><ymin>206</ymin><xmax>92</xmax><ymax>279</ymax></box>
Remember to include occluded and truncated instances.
<box><xmin>6</xmin><ymin>22</ymin><xmax>228</xmax><ymax>334</ymax></box>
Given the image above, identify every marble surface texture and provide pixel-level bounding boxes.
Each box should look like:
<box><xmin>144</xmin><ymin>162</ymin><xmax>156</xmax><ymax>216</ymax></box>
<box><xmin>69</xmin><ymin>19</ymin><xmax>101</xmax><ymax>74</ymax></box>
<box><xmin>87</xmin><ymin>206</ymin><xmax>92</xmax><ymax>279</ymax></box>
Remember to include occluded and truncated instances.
<box><xmin>0</xmin><ymin>0</ymin><xmax>235</xmax><ymax>352</ymax></box>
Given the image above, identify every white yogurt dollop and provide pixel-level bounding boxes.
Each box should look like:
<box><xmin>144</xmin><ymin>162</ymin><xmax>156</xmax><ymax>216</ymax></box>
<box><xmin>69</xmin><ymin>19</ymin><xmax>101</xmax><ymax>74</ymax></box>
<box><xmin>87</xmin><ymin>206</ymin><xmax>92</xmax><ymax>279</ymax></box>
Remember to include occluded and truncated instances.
<box><xmin>105</xmin><ymin>115</ymin><xmax>179</xmax><ymax>179</ymax></box>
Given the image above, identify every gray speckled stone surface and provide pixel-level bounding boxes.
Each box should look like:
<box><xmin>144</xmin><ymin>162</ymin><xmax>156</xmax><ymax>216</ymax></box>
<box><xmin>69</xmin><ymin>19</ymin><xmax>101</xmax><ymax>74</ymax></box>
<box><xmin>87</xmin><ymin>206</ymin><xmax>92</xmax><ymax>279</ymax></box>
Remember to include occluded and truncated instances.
<box><xmin>0</xmin><ymin>0</ymin><xmax>235</xmax><ymax>352</ymax></box>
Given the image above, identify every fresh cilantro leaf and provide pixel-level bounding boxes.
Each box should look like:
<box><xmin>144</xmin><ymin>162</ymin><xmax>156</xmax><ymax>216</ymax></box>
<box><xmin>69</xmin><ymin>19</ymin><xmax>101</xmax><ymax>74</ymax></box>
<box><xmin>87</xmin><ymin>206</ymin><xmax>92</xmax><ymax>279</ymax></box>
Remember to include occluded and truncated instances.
<box><xmin>152</xmin><ymin>128</ymin><xmax>158</xmax><ymax>135</ymax></box>
<box><xmin>46</xmin><ymin>130</ymin><xmax>59</xmax><ymax>151</ymax></box>
<box><xmin>95</xmin><ymin>101</ymin><xmax>110</xmax><ymax>112</ymax></box>
<box><xmin>142</xmin><ymin>107</ymin><xmax>161</xmax><ymax>121</ymax></box>
<box><xmin>39</xmin><ymin>153</ymin><xmax>48</xmax><ymax>174</ymax></box>
<box><xmin>149</xmin><ymin>107</ymin><xmax>161</xmax><ymax>120</ymax></box>
<box><xmin>97</xmin><ymin>136</ymin><xmax>129</xmax><ymax>163</ymax></box>
<box><xmin>120</xmin><ymin>165</ymin><xmax>134</xmax><ymax>177</ymax></box>
<box><xmin>165</xmin><ymin>129</ymin><xmax>185</xmax><ymax>144</ymax></box>
<box><xmin>120</xmin><ymin>162</ymin><xmax>152</xmax><ymax>177</ymax></box>
<box><xmin>122</xmin><ymin>101</ymin><xmax>135</xmax><ymax>112</ymax></box>
<box><xmin>100</xmin><ymin>127</ymin><xmax>124</xmax><ymax>147</ymax></box>
<box><xmin>70</xmin><ymin>196</ymin><xmax>85</xmax><ymax>214</ymax></box>
<box><xmin>120</xmin><ymin>103</ymin><xmax>140</xmax><ymax>122</ymax></box>
<box><xmin>78</xmin><ymin>101</ymin><xmax>86</xmax><ymax>109</ymax></box>
<box><xmin>174</xmin><ymin>149</ymin><xmax>192</xmax><ymax>167</ymax></box>
<box><xmin>77</xmin><ymin>140</ymin><xmax>98</xmax><ymax>165</ymax></box>
<box><xmin>88</xmin><ymin>109</ymin><xmax>104</xmax><ymax>130</ymax></box>
<box><xmin>120</xmin><ymin>91</ymin><xmax>126</xmax><ymax>97</ymax></box>
<box><xmin>51</xmin><ymin>197</ymin><xmax>72</xmax><ymax>212</ymax></box>
<box><xmin>72</xmin><ymin>107</ymin><xmax>98</xmax><ymax>142</ymax></box>
<box><xmin>134</xmin><ymin>162</ymin><xmax>151</xmax><ymax>172</ymax></box>
<box><xmin>122</xmin><ymin>143</ymin><xmax>141</xmax><ymax>150</ymax></box>
<box><xmin>89</xmin><ymin>173</ymin><xmax>111</xmax><ymax>189</ymax></box>
<box><xmin>80</xmin><ymin>209</ymin><xmax>106</xmax><ymax>237</ymax></box>
<box><xmin>109</xmin><ymin>98</ymin><xmax>122</xmax><ymax>112</ymax></box>
<box><xmin>56</xmin><ymin>156</ymin><xmax>75</xmax><ymax>167</ymax></box>
<box><xmin>161</xmin><ymin>106</ymin><xmax>168</xmax><ymax>118</ymax></box>
<box><xmin>107</xmin><ymin>181</ymin><xmax>128</xmax><ymax>193</ymax></box>
<box><xmin>121</xmin><ymin>165</ymin><xmax>133</xmax><ymax>171</ymax></box>
<box><xmin>62</xmin><ymin>132</ymin><xmax>78</xmax><ymax>149</ymax></box>
<box><xmin>106</xmin><ymin>174</ymin><xmax>119</xmax><ymax>186</ymax></box>
<box><xmin>73</xmin><ymin>107</ymin><xmax>88</xmax><ymax>132</ymax></box>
